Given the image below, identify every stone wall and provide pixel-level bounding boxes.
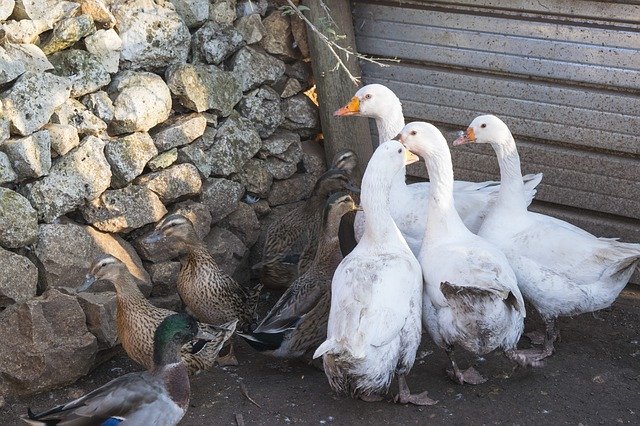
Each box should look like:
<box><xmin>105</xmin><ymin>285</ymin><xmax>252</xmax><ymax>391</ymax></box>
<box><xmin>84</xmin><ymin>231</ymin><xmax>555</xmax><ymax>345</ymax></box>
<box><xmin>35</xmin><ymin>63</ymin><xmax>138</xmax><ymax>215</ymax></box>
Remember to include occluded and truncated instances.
<box><xmin>0</xmin><ymin>0</ymin><xmax>325</xmax><ymax>397</ymax></box>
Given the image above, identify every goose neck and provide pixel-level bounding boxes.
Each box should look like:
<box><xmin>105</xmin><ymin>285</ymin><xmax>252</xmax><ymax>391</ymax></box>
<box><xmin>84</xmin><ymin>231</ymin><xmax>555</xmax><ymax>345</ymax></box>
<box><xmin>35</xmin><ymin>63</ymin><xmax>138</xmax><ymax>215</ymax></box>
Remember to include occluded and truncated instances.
<box><xmin>375</xmin><ymin>107</ymin><xmax>405</xmax><ymax>144</ymax></box>
<box><xmin>361</xmin><ymin>176</ymin><xmax>395</xmax><ymax>243</ymax></box>
<box><xmin>491</xmin><ymin>134</ymin><xmax>527</xmax><ymax>209</ymax></box>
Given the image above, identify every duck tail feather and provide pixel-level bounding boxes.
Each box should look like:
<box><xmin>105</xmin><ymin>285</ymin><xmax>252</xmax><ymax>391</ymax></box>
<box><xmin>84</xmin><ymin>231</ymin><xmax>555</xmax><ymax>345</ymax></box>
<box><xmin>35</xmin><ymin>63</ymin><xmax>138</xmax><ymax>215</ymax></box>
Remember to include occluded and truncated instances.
<box><xmin>313</xmin><ymin>339</ymin><xmax>339</xmax><ymax>359</ymax></box>
<box><xmin>238</xmin><ymin>331</ymin><xmax>285</xmax><ymax>352</ymax></box>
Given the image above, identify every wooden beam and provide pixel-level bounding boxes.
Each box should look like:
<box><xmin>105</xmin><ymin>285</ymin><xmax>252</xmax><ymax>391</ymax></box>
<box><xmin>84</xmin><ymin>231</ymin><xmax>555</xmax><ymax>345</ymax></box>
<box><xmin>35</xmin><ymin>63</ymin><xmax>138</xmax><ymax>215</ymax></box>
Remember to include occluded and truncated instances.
<box><xmin>301</xmin><ymin>0</ymin><xmax>374</xmax><ymax>180</ymax></box>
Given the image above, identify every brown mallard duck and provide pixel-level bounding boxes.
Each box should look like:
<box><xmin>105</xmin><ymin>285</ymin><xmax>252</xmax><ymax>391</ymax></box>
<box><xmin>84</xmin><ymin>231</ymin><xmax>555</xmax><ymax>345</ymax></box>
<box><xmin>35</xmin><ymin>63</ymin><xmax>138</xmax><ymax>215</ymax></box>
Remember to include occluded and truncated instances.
<box><xmin>255</xmin><ymin>150</ymin><xmax>359</xmax><ymax>289</ymax></box>
<box><xmin>142</xmin><ymin>214</ymin><xmax>262</xmax><ymax>365</ymax></box>
<box><xmin>240</xmin><ymin>193</ymin><xmax>358</xmax><ymax>358</ymax></box>
<box><xmin>77</xmin><ymin>255</ymin><xmax>237</xmax><ymax>375</ymax></box>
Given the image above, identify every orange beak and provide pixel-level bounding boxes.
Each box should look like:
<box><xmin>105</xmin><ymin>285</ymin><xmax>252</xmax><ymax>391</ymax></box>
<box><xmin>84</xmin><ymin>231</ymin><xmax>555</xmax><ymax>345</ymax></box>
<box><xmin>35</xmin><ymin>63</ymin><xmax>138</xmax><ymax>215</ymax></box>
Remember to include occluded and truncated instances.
<box><xmin>334</xmin><ymin>96</ymin><xmax>360</xmax><ymax>116</ymax></box>
<box><xmin>452</xmin><ymin>127</ymin><xmax>476</xmax><ymax>146</ymax></box>
<box><xmin>404</xmin><ymin>149</ymin><xmax>420</xmax><ymax>165</ymax></box>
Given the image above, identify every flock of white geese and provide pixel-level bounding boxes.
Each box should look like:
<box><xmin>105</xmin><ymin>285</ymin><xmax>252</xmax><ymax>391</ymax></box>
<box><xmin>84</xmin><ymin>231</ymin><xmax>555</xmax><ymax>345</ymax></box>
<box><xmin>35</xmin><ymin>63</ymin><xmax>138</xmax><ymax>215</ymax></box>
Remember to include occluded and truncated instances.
<box><xmin>313</xmin><ymin>83</ymin><xmax>640</xmax><ymax>405</ymax></box>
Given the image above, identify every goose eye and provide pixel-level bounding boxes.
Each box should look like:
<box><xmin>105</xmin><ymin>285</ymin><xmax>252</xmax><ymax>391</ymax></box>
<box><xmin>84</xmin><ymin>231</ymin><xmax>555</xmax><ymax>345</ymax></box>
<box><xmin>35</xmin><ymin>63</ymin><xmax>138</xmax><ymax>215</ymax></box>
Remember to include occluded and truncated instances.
<box><xmin>481</xmin><ymin>123</ymin><xmax>487</xmax><ymax>128</ymax></box>
<box><xmin>397</xmin><ymin>148</ymin><xmax>402</xmax><ymax>154</ymax></box>
<box><xmin>365</xmin><ymin>94</ymin><xmax>371</xmax><ymax>99</ymax></box>
<box><xmin>410</xmin><ymin>130</ymin><xmax>417</xmax><ymax>136</ymax></box>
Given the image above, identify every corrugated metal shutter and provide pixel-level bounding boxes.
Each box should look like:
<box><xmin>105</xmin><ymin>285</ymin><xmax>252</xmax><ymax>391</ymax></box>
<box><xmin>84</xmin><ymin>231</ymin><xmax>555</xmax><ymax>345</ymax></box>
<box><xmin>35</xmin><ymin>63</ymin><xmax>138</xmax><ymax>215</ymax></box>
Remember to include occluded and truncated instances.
<box><xmin>351</xmin><ymin>0</ymin><xmax>640</xmax><ymax>252</ymax></box>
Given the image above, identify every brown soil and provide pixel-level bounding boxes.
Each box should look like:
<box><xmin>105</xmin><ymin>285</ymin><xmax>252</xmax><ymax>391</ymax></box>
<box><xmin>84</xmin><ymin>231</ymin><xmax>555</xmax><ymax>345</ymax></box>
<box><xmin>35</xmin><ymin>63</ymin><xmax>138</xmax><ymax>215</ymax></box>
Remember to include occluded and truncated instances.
<box><xmin>3</xmin><ymin>287</ymin><xmax>639</xmax><ymax>425</ymax></box>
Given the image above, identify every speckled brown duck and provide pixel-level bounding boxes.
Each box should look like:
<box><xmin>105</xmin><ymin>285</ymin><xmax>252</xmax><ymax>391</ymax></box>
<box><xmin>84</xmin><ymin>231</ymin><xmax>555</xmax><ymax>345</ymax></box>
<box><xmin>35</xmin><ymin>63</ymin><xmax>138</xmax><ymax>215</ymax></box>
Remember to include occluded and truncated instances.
<box><xmin>77</xmin><ymin>254</ymin><xmax>237</xmax><ymax>375</ymax></box>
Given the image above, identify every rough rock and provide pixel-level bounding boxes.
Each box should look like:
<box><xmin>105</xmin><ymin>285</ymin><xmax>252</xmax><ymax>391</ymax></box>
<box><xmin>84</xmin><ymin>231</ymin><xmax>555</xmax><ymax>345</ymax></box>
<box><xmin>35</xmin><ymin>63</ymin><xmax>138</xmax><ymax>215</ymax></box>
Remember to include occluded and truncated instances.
<box><xmin>34</xmin><ymin>221</ymin><xmax>151</xmax><ymax>291</ymax></box>
<box><xmin>76</xmin><ymin>291</ymin><xmax>118</xmax><ymax>350</ymax></box>
<box><xmin>25</xmin><ymin>136</ymin><xmax>111</xmax><ymax>222</ymax></box>
<box><xmin>0</xmin><ymin>187</ymin><xmax>38</xmax><ymax>248</ymax></box>
<box><xmin>147</xmin><ymin>148</ymin><xmax>177</xmax><ymax>171</ymax></box>
<box><xmin>237</xmin><ymin>86</ymin><xmax>284</xmax><ymax>138</ymax></box>
<box><xmin>267</xmin><ymin>173</ymin><xmax>315</xmax><ymax>206</ymax></box>
<box><xmin>81</xmin><ymin>91</ymin><xmax>114</xmax><ymax>123</ymax></box>
<box><xmin>149</xmin><ymin>294</ymin><xmax>182</xmax><ymax>311</ymax></box>
<box><xmin>0</xmin><ymin>248</ymin><xmax>37</xmax><ymax>308</ymax></box>
<box><xmin>218</xmin><ymin>202</ymin><xmax>260</xmax><ymax>246</ymax></box>
<box><xmin>12</xmin><ymin>0</ymin><xmax>78</xmax><ymax>21</ymax></box>
<box><xmin>49</xmin><ymin>49</ymin><xmax>111</xmax><ymax>98</ymax></box>
<box><xmin>165</xmin><ymin>63</ymin><xmax>242</xmax><ymax>115</ymax></box>
<box><xmin>0</xmin><ymin>46</ymin><xmax>25</xmax><ymax>85</ymax></box>
<box><xmin>84</xmin><ymin>29</ymin><xmax>122</xmax><ymax>74</ymax></box>
<box><xmin>235</xmin><ymin>13</ymin><xmax>265</xmax><ymax>44</ymax></box>
<box><xmin>201</xmin><ymin>177</ymin><xmax>244</xmax><ymax>223</ymax></box>
<box><xmin>232</xmin><ymin>158</ymin><xmax>272</xmax><ymax>197</ymax></box>
<box><xmin>0</xmin><ymin>0</ymin><xmax>14</xmax><ymax>20</ymax></box>
<box><xmin>79</xmin><ymin>0</ymin><xmax>116</xmax><ymax>28</ymax></box>
<box><xmin>209</xmin><ymin>0</ymin><xmax>236</xmax><ymax>26</ymax></box>
<box><xmin>260</xmin><ymin>129</ymin><xmax>300</xmax><ymax>158</ymax></box>
<box><xmin>0</xmin><ymin>19</ymin><xmax>51</xmax><ymax>44</ymax></box>
<box><xmin>236</xmin><ymin>0</ymin><xmax>267</xmax><ymax>17</ymax></box>
<box><xmin>0</xmin><ymin>152</ymin><xmax>17</xmax><ymax>184</ymax></box>
<box><xmin>278</xmin><ymin>77</ymin><xmax>302</xmax><ymax>98</ymax></box>
<box><xmin>108</xmin><ymin>71</ymin><xmax>172</xmax><ymax>134</ymax></box>
<box><xmin>281</xmin><ymin>93</ymin><xmax>320</xmax><ymax>137</ymax></box>
<box><xmin>51</xmin><ymin>98</ymin><xmax>107</xmax><ymax>136</ymax></box>
<box><xmin>250</xmin><ymin>198</ymin><xmax>271</xmax><ymax>217</ymax></box>
<box><xmin>191</xmin><ymin>22</ymin><xmax>243</xmax><ymax>65</ymax></box>
<box><xmin>290</xmin><ymin>15</ymin><xmax>309</xmax><ymax>58</ymax></box>
<box><xmin>285</xmin><ymin>60</ymin><xmax>311</xmax><ymax>86</ymax></box>
<box><xmin>209</xmin><ymin>113</ymin><xmax>262</xmax><ymax>175</ymax></box>
<box><xmin>105</xmin><ymin>132</ymin><xmax>158</xmax><ymax>188</ymax></box>
<box><xmin>151</xmin><ymin>113</ymin><xmax>207</xmax><ymax>151</ymax></box>
<box><xmin>169</xmin><ymin>200</ymin><xmax>212</xmax><ymax>240</ymax></box>
<box><xmin>0</xmin><ymin>289</ymin><xmax>97</xmax><ymax>397</ymax></box>
<box><xmin>0</xmin><ymin>116</ymin><xmax>8</xmax><ymax>144</ymax></box>
<box><xmin>170</xmin><ymin>0</ymin><xmax>210</xmax><ymax>28</ymax></box>
<box><xmin>265</xmin><ymin>155</ymin><xmax>298</xmax><ymax>180</ymax></box>
<box><xmin>204</xmin><ymin>226</ymin><xmax>248</xmax><ymax>277</ymax></box>
<box><xmin>112</xmin><ymin>0</ymin><xmax>190</xmax><ymax>70</ymax></box>
<box><xmin>147</xmin><ymin>261</ymin><xmax>180</xmax><ymax>296</ymax></box>
<box><xmin>135</xmin><ymin>163</ymin><xmax>202</xmax><ymax>203</ymax></box>
<box><xmin>230</xmin><ymin>46</ymin><xmax>286</xmax><ymax>91</ymax></box>
<box><xmin>3</xmin><ymin>42</ymin><xmax>52</xmax><ymax>74</ymax></box>
<box><xmin>44</xmin><ymin>124</ymin><xmax>79</xmax><ymax>157</ymax></box>
<box><xmin>260</xmin><ymin>11</ymin><xmax>298</xmax><ymax>60</ymax></box>
<box><xmin>1</xmin><ymin>71</ymin><xmax>71</xmax><ymax>136</ymax></box>
<box><xmin>81</xmin><ymin>185</ymin><xmax>167</xmax><ymax>233</ymax></box>
<box><xmin>177</xmin><ymin>137</ymin><xmax>212</xmax><ymax>177</ymax></box>
<box><xmin>0</xmin><ymin>130</ymin><xmax>51</xmax><ymax>180</ymax></box>
<box><xmin>41</xmin><ymin>14</ymin><xmax>96</xmax><ymax>55</ymax></box>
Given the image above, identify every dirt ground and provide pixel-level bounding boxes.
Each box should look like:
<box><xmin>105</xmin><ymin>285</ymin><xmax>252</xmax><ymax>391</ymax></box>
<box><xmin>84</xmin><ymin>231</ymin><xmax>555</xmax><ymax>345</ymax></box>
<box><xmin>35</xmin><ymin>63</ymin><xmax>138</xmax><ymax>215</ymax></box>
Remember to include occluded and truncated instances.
<box><xmin>3</xmin><ymin>287</ymin><xmax>639</xmax><ymax>425</ymax></box>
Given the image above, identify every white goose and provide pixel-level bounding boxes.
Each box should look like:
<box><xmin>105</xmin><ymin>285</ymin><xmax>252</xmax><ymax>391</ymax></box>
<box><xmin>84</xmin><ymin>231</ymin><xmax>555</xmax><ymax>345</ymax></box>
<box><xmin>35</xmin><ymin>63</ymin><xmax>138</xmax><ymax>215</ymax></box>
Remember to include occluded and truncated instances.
<box><xmin>314</xmin><ymin>140</ymin><xmax>436</xmax><ymax>405</ymax></box>
<box><xmin>454</xmin><ymin>114</ymin><xmax>640</xmax><ymax>359</ymax></box>
<box><xmin>397</xmin><ymin>122</ymin><xmax>540</xmax><ymax>385</ymax></box>
<box><xmin>335</xmin><ymin>84</ymin><xmax>543</xmax><ymax>255</ymax></box>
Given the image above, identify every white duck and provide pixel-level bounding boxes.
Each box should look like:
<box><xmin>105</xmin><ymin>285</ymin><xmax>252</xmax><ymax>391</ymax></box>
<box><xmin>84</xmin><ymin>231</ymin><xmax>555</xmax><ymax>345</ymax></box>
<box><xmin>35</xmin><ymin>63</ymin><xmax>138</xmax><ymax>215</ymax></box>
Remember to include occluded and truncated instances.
<box><xmin>314</xmin><ymin>140</ymin><xmax>436</xmax><ymax>405</ymax></box>
<box><xmin>454</xmin><ymin>114</ymin><xmax>640</xmax><ymax>359</ymax></box>
<box><xmin>397</xmin><ymin>122</ymin><xmax>541</xmax><ymax>385</ymax></box>
<box><xmin>335</xmin><ymin>83</ymin><xmax>543</xmax><ymax>255</ymax></box>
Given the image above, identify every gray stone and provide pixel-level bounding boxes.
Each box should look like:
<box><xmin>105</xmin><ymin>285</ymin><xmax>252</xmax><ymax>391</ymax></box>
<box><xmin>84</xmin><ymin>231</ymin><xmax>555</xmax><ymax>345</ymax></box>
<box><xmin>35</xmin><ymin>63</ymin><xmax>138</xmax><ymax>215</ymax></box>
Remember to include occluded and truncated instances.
<box><xmin>0</xmin><ymin>46</ymin><xmax>25</xmax><ymax>85</ymax></box>
<box><xmin>0</xmin><ymin>131</ymin><xmax>51</xmax><ymax>180</ymax></box>
<box><xmin>79</xmin><ymin>0</ymin><xmax>116</xmax><ymax>29</ymax></box>
<box><xmin>165</xmin><ymin>63</ymin><xmax>241</xmax><ymax>115</ymax></box>
<box><xmin>49</xmin><ymin>49</ymin><xmax>111</xmax><ymax>98</ymax></box>
<box><xmin>0</xmin><ymin>116</ymin><xmax>8</xmax><ymax>145</ymax></box>
<box><xmin>232</xmin><ymin>158</ymin><xmax>272</xmax><ymax>197</ymax></box>
<box><xmin>81</xmin><ymin>91</ymin><xmax>114</xmax><ymax>123</ymax></box>
<box><xmin>0</xmin><ymin>152</ymin><xmax>17</xmax><ymax>184</ymax></box>
<box><xmin>191</xmin><ymin>22</ymin><xmax>243</xmax><ymax>65</ymax></box>
<box><xmin>169</xmin><ymin>0</ymin><xmax>209</xmax><ymax>28</ymax></box>
<box><xmin>112</xmin><ymin>0</ymin><xmax>190</xmax><ymax>70</ymax></box>
<box><xmin>41</xmin><ymin>14</ymin><xmax>96</xmax><ymax>55</ymax></box>
<box><xmin>0</xmin><ymin>289</ymin><xmax>97</xmax><ymax>396</ymax></box>
<box><xmin>0</xmin><ymin>187</ymin><xmax>38</xmax><ymax>248</ymax></box>
<box><xmin>34</xmin><ymin>221</ymin><xmax>151</xmax><ymax>290</ymax></box>
<box><xmin>1</xmin><ymin>71</ymin><xmax>71</xmax><ymax>136</ymax></box>
<box><xmin>147</xmin><ymin>148</ymin><xmax>178</xmax><ymax>172</ymax></box>
<box><xmin>84</xmin><ymin>29</ymin><xmax>122</xmax><ymax>74</ymax></box>
<box><xmin>149</xmin><ymin>293</ymin><xmax>182</xmax><ymax>311</ymax></box>
<box><xmin>281</xmin><ymin>94</ymin><xmax>320</xmax><ymax>137</ymax></box>
<box><xmin>237</xmin><ymin>86</ymin><xmax>284</xmax><ymax>138</ymax></box>
<box><xmin>82</xmin><ymin>185</ymin><xmax>167</xmax><ymax>233</ymax></box>
<box><xmin>285</xmin><ymin>61</ymin><xmax>311</xmax><ymax>85</ymax></box>
<box><xmin>12</xmin><ymin>0</ymin><xmax>78</xmax><ymax>21</ymax></box>
<box><xmin>51</xmin><ymin>98</ymin><xmax>108</xmax><ymax>136</ymax></box>
<box><xmin>267</xmin><ymin>173</ymin><xmax>315</xmax><ymax>206</ymax></box>
<box><xmin>0</xmin><ymin>0</ymin><xmax>14</xmax><ymax>20</ymax></box>
<box><xmin>260</xmin><ymin>10</ymin><xmax>298</xmax><ymax>60</ymax></box>
<box><xmin>201</xmin><ymin>177</ymin><xmax>244</xmax><ymax>223</ymax></box>
<box><xmin>290</xmin><ymin>12</ymin><xmax>309</xmax><ymax>58</ymax></box>
<box><xmin>151</xmin><ymin>113</ymin><xmax>207</xmax><ymax>151</ymax></box>
<box><xmin>147</xmin><ymin>261</ymin><xmax>180</xmax><ymax>297</ymax></box>
<box><xmin>235</xmin><ymin>13</ymin><xmax>265</xmax><ymax>44</ymax></box>
<box><xmin>218</xmin><ymin>202</ymin><xmax>260</xmax><ymax>246</ymax></box>
<box><xmin>0</xmin><ymin>247</ymin><xmax>37</xmax><ymax>308</ymax></box>
<box><xmin>108</xmin><ymin>71</ymin><xmax>172</xmax><ymax>134</ymax></box>
<box><xmin>76</xmin><ymin>291</ymin><xmax>118</xmax><ymax>350</ymax></box>
<box><xmin>265</xmin><ymin>155</ymin><xmax>298</xmax><ymax>180</ymax></box>
<box><xmin>229</xmin><ymin>46</ymin><xmax>286</xmax><ymax>92</ymax></box>
<box><xmin>275</xmin><ymin>139</ymin><xmax>303</xmax><ymax>163</ymax></box>
<box><xmin>204</xmin><ymin>226</ymin><xmax>248</xmax><ymax>277</ymax></box>
<box><xmin>3</xmin><ymin>42</ymin><xmax>52</xmax><ymax>74</ymax></box>
<box><xmin>209</xmin><ymin>0</ymin><xmax>235</xmax><ymax>26</ymax></box>
<box><xmin>209</xmin><ymin>113</ymin><xmax>261</xmax><ymax>176</ymax></box>
<box><xmin>45</xmin><ymin>123</ymin><xmax>79</xmax><ymax>157</ymax></box>
<box><xmin>177</xmin><ymin>137</ymin><xmax>211</xmax><ymax>177</ymax></box>
<box><xmin>135</xmin><ymin>163</ymin><xmax>202</xmax><ymax>204</ymax></box>
<box><xmin>260</xmin><ymin>129</ymin><xmax>300</xmax><ymax>158</ymax></box>
<box><xmin>25</xmin><ymin>136</ymin><xmax>111</xmax><ymax>222</ymax></box>
<box><xmin>0</xmin><ymin>19</ymin><xmax>50</xmax><ymax>44</ymax></box>
<box><xmin>105</xmin><ymin>132</ymin><xmax>158</xmax><ymax>188</ymax></box>
<box><xmin>278</xmin><ymin>77</ymin><xmax>302</xmax><ymax>98</ymax></box>
<box><xmin>169</xmin><ymin>200</ymin><xmax>212</xmax><ymax>240</ymax></box>
<box><xmin>250</xmin><ymin>199</ymin><xmax>270</xmax><ymax>217</ymax></box>
<box><xmin>236</xmin><ymin>0</ymin><xmax>267</xmax><ymax>17</ymax></box>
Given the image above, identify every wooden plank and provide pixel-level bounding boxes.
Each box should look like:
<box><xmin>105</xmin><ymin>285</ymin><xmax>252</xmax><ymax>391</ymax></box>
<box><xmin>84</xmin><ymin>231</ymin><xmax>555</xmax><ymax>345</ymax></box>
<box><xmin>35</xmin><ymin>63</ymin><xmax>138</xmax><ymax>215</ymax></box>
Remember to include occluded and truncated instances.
<box><xmin>301</xmin><ymin>0</ymin><xmax>373</xmax><ymax>179</ymax></box>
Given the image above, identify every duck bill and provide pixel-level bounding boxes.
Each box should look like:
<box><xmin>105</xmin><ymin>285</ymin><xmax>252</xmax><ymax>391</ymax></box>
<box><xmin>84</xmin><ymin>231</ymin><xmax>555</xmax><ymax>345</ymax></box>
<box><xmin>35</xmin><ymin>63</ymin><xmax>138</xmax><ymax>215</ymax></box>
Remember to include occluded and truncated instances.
<box><xmin>404</xmin><ymin>149</ymin><xmax>420</xmax><ymax>165</ymax></box>
<box><xmin>334</xmin><ymin>96</ymin><xmax>360</xmax><ymax>116</ymax></box>
<box><xmin>453</xmin><ymin>128</ymin><xmax>476</xmax><ymax>146</ymax></box>
<box><xmin>142</xmin><ymin>230</ymin><xmax>163</xmax><ymax>245</ymax></box>
<box><xmin>77</xmin><ymin>274</ymin><xmax>97</xmax><ymax>293</ymax></box>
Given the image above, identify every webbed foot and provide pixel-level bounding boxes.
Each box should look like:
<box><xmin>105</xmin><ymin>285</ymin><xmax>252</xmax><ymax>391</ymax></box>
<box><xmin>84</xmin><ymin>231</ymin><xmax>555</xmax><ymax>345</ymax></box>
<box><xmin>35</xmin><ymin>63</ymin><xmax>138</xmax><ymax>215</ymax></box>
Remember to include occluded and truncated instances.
<box><xmin>447</xmin><ymin>366</ymin><xmax>487</xmax><ymax>385</ymax></box>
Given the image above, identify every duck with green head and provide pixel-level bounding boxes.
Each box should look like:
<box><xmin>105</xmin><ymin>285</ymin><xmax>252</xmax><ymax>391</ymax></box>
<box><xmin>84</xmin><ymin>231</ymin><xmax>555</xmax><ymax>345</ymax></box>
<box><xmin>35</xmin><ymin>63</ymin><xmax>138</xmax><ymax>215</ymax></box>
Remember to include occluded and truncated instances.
<box><xmin>25</xmin><ymin>313</ymin><xmax>204</xmax><ymax>426</ymax></box>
